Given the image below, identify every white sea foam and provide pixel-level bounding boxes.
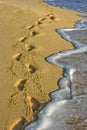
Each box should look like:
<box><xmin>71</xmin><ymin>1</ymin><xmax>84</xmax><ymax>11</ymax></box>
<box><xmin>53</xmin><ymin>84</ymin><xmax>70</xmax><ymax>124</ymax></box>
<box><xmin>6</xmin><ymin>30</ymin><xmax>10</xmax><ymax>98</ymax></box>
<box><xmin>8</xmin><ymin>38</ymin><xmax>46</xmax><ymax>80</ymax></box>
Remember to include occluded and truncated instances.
<box><xmin>57</xmin><ymin>29</ymin><xmax>86</xmax><ymax>48</ymax></box>
<box><xmin>25</xmin><ymin>20</ymin><xmax>87</xmax><ymax>130</ymax></box>
<box><xmin>69</xmin><ymin>68</ymin><xmax>76</xmax><ymax>80</ymax></box>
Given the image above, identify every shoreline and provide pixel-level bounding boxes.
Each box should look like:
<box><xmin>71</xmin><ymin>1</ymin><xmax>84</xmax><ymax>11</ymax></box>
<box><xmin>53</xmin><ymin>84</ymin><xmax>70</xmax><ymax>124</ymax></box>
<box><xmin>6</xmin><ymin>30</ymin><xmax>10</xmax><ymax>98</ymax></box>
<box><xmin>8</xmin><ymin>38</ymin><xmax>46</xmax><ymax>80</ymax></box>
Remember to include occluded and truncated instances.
<box><xmin>0</xmin><ymin>0</ymin><xmax>84</xmax><ymax>129</ymax></box>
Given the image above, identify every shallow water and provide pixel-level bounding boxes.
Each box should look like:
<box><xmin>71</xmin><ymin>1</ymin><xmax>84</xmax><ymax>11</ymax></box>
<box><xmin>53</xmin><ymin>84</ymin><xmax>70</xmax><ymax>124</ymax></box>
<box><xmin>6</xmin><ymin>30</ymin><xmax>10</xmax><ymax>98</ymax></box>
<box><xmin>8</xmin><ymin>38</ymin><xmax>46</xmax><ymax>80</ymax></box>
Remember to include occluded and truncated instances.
<box><xmin>25</xmin><ymin>20</ymin><xmax>87</xmax><ymax>130</ymax></box>
<box><xmin>25</xmin><ymin>1</ymin><xmax>87</xmax><ymax>130</ymax></box>
<box><xmin>44</xmin><ymin>0</ymin><xmax>87</xmax><ymax>12</ymax></box>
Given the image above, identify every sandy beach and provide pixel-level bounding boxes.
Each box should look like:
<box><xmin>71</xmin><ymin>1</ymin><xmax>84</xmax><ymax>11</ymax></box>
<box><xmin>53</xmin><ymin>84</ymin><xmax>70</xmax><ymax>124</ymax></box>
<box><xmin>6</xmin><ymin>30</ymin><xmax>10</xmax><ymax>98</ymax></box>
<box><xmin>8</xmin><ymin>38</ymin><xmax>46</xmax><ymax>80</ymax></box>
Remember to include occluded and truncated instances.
<box><xmin>0</xmin><ymin>0</ymin><xmax>83</xmax><ymax>129</ymax></box>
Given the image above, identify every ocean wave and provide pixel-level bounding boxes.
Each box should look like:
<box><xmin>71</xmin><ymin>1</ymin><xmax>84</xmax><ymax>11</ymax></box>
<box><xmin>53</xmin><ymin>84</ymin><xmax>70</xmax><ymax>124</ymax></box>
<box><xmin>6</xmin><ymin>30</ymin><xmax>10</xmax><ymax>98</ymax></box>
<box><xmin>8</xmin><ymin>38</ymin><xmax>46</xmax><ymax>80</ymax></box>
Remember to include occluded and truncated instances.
<box><xmin>25</xmin><ymin>16</ymin><xmax>87</xmax><ymax>130</ymax></box>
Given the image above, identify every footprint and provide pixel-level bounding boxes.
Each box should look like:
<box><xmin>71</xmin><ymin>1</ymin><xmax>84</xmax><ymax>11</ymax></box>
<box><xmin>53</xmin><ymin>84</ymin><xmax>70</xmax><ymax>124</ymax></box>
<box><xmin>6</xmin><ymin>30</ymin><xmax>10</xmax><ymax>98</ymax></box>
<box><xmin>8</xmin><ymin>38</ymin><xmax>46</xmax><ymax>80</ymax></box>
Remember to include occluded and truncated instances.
<box><xmin>9</xmin><ymin>117</ymin><xmax>26</xmax><ymax>130</ymax></box>
<box><xmin>26</xmin><ymin>25</ymin><xmax>34</xmax><ymax>30</ymax></box>
<box><xmin>38</xmin><ymin>17</ymin><xmax>46</xmax><ymax>22</ymax></box>
<box><xmin>29</xmin><ymin>31</ymin><xmax>38</xmax><ymax>36</ymax></box>
<box><xmin>35</xmin><ymin>21</ymin><xmax>42</xmax><ymax>26</ymax></box>
<box><xmin>25</xmin><ymin>64</ymin><xmax>37</xmax><ymax>74</ymax></box>
<box><xmin>25</xmin><ymin>44</ymin><xmax>35</xmax><ymax>51</ymax></box>
<box><xmin>18</xmin><ymin>36</ymin><xmax>27</xmax><ymax>42</ymax></box>
<box><xmin>35</xmin><ymin>18</ymin><xmax>46</xmax><ymax>25</ymax></box>
<box><xmin>27</xmin><ymin>95</ymin><xmax>40</xmax><ymax>113</ymax></box>
<box><xmin>15</xmin><ymin>79</ymin><xmax>27</xmax><ymax>91</ymax></box>
<box><xmin>48</xmin><ymin>14</ymin><xmax>59</xmax><ymax>22</ymax></box>
<box><xmin>13</xmin><ymin>53</ymin><xmax>22</xmax><ymax>61</ymax></box>
<box><xmin>49</xmin><ymin>14</ymin><xmax>55</xmax><ymax>20</ymax></box>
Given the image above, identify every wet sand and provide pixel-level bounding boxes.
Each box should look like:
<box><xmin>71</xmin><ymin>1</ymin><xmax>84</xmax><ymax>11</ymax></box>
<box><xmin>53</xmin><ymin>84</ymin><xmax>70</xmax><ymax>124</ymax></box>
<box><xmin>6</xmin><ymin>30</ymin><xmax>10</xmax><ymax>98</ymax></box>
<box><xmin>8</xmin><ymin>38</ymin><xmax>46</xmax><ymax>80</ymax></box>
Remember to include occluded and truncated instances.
<box><xmin>0</xmin><ymin>0</ymin><xmax>83</xmax><ymax>129</ymax></box>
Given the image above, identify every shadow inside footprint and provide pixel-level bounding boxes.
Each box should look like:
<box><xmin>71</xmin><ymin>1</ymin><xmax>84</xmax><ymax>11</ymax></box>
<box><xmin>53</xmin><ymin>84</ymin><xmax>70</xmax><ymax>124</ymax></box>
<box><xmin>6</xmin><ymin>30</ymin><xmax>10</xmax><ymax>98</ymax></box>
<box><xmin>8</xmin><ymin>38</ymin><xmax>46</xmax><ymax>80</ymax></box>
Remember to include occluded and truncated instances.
<box><xmin>35</xmin><ymin>21</ymin><xmax>42</xmax><ymax>26</ymax></box>
<box><xmin>27</xmin><ymin>96</ymin><xmax>40</xmax><ymax>112</ymax></box>
<box><xmin>28</xmin><ymin>45</ymin><xmax>35</xmax><ymax>51</ymax></box>
<box><xmin>18</xmin><ymin>36</ymin><xmax>27</xmax><ymax>42</ymax></box>
<box><xmin>26</xmin><ymin>25</ymin><xmax>34</xmax><ymax>30</ymax></box>
<box><xmin>25</xmin><ymin>64</ymin><xmax>37</xmax><ymax>74</ymax></box>
<box><xmin>25</xmin><ymin>44</ymin><xmax>35</xmax><ymax>51</ymax></box>
<box><xmin>49</xmin><ymin>14</ymin><xmax>55</xmax><ymax>20</ymax></box>
<box><xmin>15</xmin><ymin>79</ymin><xmax>27</xmax><ymax>91</ymax></box>
<box><xmin>39</xmin><ymin>18</ymin><xmax>46</xmax><ymax>22</ymax></box>
<box><xmin>9</xmin><ymin>117</ymin><xmax>26</xmax><ymax>130</ymax></box>
<box><xmin>13</xmin><ymin>53</ymin><xmax>22</xmax><ymax>61</ymax></box>
<box><xmin>30</xmin><ymin>31</ymin><xmax>38</xmax><ymax>36</ymax></box>
<box><xmin>36</xmin><ymin>18</ymin><xmax>46</xmax><ymax>25</ymax></box>
<box><xmin>29</xmin><ymin>65</ymin><xmax>37</xmax><ymax>74</ymax></box>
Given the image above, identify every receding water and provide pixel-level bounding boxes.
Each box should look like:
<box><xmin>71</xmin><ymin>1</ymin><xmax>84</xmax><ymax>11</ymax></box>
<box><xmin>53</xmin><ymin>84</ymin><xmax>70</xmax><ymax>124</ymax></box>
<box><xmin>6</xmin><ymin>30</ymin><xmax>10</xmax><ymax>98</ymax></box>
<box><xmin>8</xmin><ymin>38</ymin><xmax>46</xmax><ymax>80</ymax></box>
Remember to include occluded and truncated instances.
<box><xmin>25</xmin><ymin>1</ymin><xmax>87</xmax><ymax>130</ymax></box>
<box><xmin>25</xmin><ymin>20</ymin><xmax>87</xmax><ymax>130</ymax></box>
<box><xmin>44</xmin><ymin>0</ymin><xmax>87</xmax><ymax>12</ymax></box>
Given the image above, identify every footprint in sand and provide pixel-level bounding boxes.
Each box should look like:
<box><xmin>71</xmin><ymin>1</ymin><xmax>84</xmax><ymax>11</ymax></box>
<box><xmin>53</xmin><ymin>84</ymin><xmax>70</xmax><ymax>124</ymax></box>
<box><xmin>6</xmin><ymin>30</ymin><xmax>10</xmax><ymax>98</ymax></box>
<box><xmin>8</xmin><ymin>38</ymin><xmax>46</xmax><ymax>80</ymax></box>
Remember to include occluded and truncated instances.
<box><xmin>49</xmin><ymin>14</ymin><xmax>55</xmax><ymax>20</ymax></box>
<box><xmin>35</xmin><ymin>18</ymin><xmax>46</xmax><ymax>26</ymax></box>
<box><xmin>35</xmin><ymin>21</ymin><xmax>42</xmax><ymax>26</ymax></box>
<box><xmin>26</xmin><ymin>25</ymin><xmax>34</xmax><ymax>30</ymax></box>
<box><xmin>25</xmin><ymin>64</ymin><xmax>37</xmax><ymax>74</ymax></box>
<box><xmin>9</xmin><ymin>117</ymin><xmax>26</xmax><ymax>130</ymax></box>
<box><xmin>27</xmin><ymin>96</ymin><xmax>40</xmax><ymax>113</ymax></box>
<box><xmin>25</xmin><ymin>44</ymin><xmax>35</xmax><ymax>51</ymax></box>
<box><xmin>18</xmin><ymin>36</ymin><xmax>27</xmax><ymax>42</ymax></box>
<box><xmin>46</xmin><ymin>13</ymin><xmax>59</xmax><ymax>22</ymax></box>
<box><xmin>13</xmin><ymin>53</ymin><xmax>22</xmax><ymax>61</ymax></box>
<box><xmin>15</xmin><ymin>79</ymin><xmax>27</xmax><ymax>91</ymax></box>
<box><xmin>29</xmin><ymin>30</ymin><xmax>38</xmax><ymax>37</ymax></box>
<box><xmin>38</xmin><ymin>17</ymin><xmax>46</xmax><ymax>22</ymax></box>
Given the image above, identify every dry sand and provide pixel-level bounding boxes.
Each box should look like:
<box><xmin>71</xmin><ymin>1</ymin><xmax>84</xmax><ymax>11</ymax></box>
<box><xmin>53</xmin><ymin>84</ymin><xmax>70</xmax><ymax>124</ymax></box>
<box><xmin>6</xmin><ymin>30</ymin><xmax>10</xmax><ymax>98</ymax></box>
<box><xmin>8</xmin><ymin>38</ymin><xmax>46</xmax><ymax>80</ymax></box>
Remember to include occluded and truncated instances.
<box><xmin>0</xmin><ymin>0</ymin><xmax>83</xmax><ymax>129</ymax></box>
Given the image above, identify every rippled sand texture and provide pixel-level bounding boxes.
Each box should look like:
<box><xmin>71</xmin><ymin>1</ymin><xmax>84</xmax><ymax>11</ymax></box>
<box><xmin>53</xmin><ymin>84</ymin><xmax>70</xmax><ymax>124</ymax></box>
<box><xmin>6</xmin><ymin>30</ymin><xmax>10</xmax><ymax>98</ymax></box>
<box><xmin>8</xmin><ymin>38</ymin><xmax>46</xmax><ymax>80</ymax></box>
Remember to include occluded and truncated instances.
<box><xmin>25</xmin><ymin>21</ymin><xmax>87</xmax><ymax>129</ymax></box>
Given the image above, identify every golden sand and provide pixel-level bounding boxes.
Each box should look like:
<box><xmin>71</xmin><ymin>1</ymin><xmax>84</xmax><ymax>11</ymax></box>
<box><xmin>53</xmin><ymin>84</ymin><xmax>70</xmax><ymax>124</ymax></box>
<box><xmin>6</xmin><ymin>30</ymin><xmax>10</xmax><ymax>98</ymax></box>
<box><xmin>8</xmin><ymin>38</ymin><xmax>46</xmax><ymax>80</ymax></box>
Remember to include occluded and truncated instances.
<box><xmin>0</xmin><ymin>0</ymin><xmax>84</xmax><ymax>129</ymax></box>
